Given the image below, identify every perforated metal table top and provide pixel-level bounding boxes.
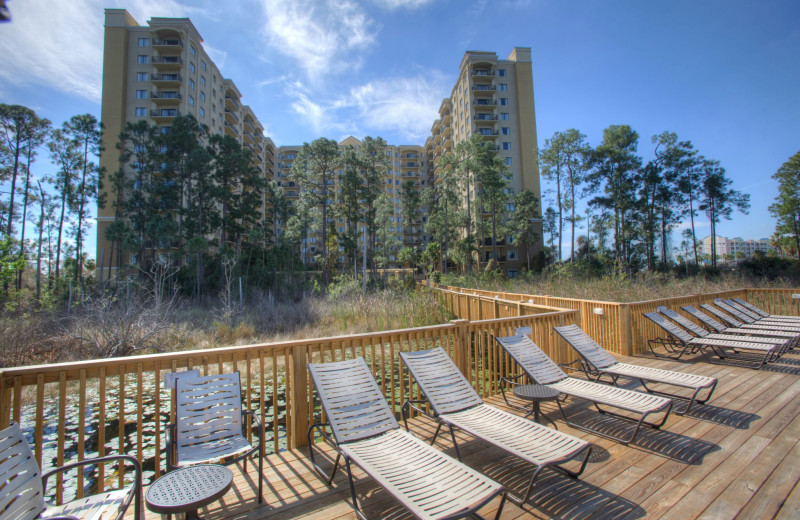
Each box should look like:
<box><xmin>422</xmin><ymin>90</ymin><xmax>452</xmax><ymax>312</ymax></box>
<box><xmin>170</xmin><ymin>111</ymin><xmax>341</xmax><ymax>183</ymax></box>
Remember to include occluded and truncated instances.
<box><xmin>513</xmin><ymin>384</ymin><xmax>561</xmax><ymax>401</ymax></box>
<box><xmin>146</xmin><ymin>464</ymin><xmax>233</xmax><ymax>515</ymax></box>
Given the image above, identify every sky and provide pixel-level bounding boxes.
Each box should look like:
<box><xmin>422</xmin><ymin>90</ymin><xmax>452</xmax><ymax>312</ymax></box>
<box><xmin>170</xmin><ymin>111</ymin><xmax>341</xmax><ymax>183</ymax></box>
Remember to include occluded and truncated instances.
<box><xmin>1</xmin><ymin>0</ymin><xmax>799</xmax><ymax>260</ymax></box>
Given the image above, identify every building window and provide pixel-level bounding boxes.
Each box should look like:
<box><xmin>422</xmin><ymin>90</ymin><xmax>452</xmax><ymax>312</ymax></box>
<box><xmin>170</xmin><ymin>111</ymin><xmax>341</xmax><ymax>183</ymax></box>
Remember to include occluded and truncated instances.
<box><xmin>201</xmin><ymin>60</ymin><xmax>206</xmax><ymax>70</ymax></box>
<box><xmin>190</xmin><ymin>45</ymin><xmax>196</xmax><ymax>57</ymax></box>
<box><xmin>201</xmin><ymin>76</ymin><xmax>206</xmax><ymax>86</ymax></box>
<box><xmin>188</xmin><ymin>95</ymin><xmax>194</xmax><ymax>106</ymax></box>
<box><xmin>502</xmin><ymin>142</ymin><xmax>511</xmax><ymax>150</ymax></box>
<box><xmin>200</xmin><ymin>92</ymin><xmax>205</xmax><ymax>101</ymax></box>
<box><xmin>506</xmin><ymin>203</ymin><xmax>515</xmax><ymax>212</ymax></box>
<box><xmin>502</xmin><ymin>127</ymin><xmax>510</xmax><ymax>135</ymax></box>
<box><xmin>498</xmin><ymin>69</ymin><xmax>506</xmax><ymax>76</ymax></box>
<box><xmin>136</xmin><ymin>90</ymin><xmax>147</xmax><ymax>99</ymax></box>
<box><xmin>189</xmin><ymin>62</ymin><xmax>195</xmax><ymax>73</ymax></box>
<box><xmin>135</xmin><ymin>107</ymin><xmax>146</xmax><ymax>117</ymax></box>
<box><xmin>505</xmin><ymin>157</ymin><xmax>512</xmax><ymax>166</ymax></box>
<box><xmin>498</xmin><ymin>83</ymin><xmax>507</xmax><ymax>91</ymax></box>
<box><xmin>500</xmin><ymin>113</ymin><xmax>509</xmax><ymax>120</ymax></box>
<box><xmin>136</xmin><ymin>72</ymin><xmax>148</xmax><ymax>81</ymax></box>
<box><xmin>500</xmin><ymin>98</ymin><xmax>509</xmax><ymax>105</ymax></box>
<box><xmin>138</xmin><ymin>38</ymin><xmax>149</xmax><ymax>47</ymax></box>
<box><xmin>160</xmin><ymin>126</ymin><xmax>171</xmax><ymax>134</ymax></box>
<box><xmin>189</xmin><ymin>79</ymin><xmax>195</xmax><ymax>90</ymax></box>
<box><xmin>200</xmin><ymin>107</ymin><xmax>205</xmax><ymax>117</ymax></box>
<box><xmin>137</xmin><ymin>55</ymin><xmax>148</xmax><ymax>64</ymax></box>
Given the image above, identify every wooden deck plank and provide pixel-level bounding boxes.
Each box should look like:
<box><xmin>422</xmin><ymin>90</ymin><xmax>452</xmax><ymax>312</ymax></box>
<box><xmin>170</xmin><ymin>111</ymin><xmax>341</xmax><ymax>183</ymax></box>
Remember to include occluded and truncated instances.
<box><xmin>132</xmin><ymin>353</ymin><xmax>800</xmax><ymax>520</ymax></box>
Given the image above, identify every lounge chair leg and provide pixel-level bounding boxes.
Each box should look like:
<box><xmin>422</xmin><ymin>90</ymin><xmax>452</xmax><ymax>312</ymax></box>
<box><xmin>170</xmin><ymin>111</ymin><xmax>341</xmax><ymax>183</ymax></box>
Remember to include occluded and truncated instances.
<box><xmin>258</xmin><ymin>450</ymin><xmax>264</xmax><ymax>503</ymax></box>
<box><xmin>431</xmin><ymin>421</ymin><xmax>443</xmax><ymax>445</ymax></box>
<box><xmin>447</xmin><ymin>424</ymin><xmax>463</xmax><ymax>462</ymax></box>
<box><xmin>343</xmin><ymin>456</ymin><xmax>367</xmax><ymax>520</ymax></box>
<box><xmin>493</xmin><ymin>492</ymin><xmax>507</xmax><ymax>520</ymax></box>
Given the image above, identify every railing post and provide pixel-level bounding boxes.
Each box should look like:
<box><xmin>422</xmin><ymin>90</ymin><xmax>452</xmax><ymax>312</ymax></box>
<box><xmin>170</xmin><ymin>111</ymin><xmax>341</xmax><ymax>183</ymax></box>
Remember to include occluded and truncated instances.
<box><xmin>0</xmin><ymin>374</ymin><xmax>10</xmax><ymax>429</ymax></box>
<box><xmin>450</xmin><ymin>319</ymin><xmax>470</xmax><ymax>377</ymax></box>
<box><xmin>619</xmin><ymin>303</ymin><xmax>632</xmax><ymax>356</ymax></box>
<box><xmin>290</xmin><ymin>344</ymin><xmax>309</xmax><ymax>449</ymax></box>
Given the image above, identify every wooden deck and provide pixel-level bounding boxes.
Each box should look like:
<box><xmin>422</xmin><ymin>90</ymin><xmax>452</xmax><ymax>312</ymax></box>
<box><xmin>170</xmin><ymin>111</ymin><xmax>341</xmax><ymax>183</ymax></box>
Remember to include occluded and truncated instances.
<box><xmin>139</xmin><ymin>351</ymin><xmax>800</xmax><ymax>520</ymax></box>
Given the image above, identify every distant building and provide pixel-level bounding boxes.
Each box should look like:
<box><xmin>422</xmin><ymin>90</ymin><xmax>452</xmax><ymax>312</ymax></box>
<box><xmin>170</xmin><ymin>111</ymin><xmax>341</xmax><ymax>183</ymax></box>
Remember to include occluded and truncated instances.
<box><xmin>698</xmin><ymin>236</ymin><xmax>775</xmax><ymax>262</ymax></box>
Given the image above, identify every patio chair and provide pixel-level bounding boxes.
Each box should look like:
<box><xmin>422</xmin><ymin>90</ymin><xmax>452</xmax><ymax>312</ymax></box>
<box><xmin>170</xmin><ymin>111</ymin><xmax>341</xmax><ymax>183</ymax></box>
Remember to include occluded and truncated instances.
<box><xmin>724</xmin><ymin>299</ymin><xmax>800</xmax><ymax>324</ymax></box>
<box><xmin>554</xmin><ymin>324</ymin><xmax>717</xmax><ymax>414</ymax></box>
<box><xmin>642</xmin><ymin>312</ymin><xmax>781</xmax><ymax>369</ymax></box>
<box><xmin>0</xmin><ymin>422</ymin><xmax>142</xmax><ymax>520</ymax></box>
<box><xmin>166</xmin><ymin>372</ymin><xmax>264</xmax><ymax>503</ymax></box>
<box><xmin>681</xmin><ymin>305</ymin><xmax>800</xmax><ymax>347</ymax></box>
<box><xmin>657</xmin><ymin>307</ymin><xmax>793</xmax><ymax>354</ymax></box>
<box><xmin>732</xmin><ymin>297</ymin><xmax>800</xmax><ymax>322</ymax></box>
<box><xmin>494</xmin><ymin>335</ymin><xmax>673</xmax><ymax>444</ymax></box>
<box><xmin>714</xmin><ymin>299</ymin><xmax>800</xmax><ymax>331</ymax></box>
<box><xmin>699</xmin><ymin>303</ymin><xmax>800</xmax><ymax>334</ymax></box>
<box><xmin>307</xmin><ymin>357</ymin><xmax>507</xmax><ymax>520</ymax></box>
<box><xmin>399</xmin><ymin>347</ymin><xmax>591</xmax><ymax>505</ymax></box>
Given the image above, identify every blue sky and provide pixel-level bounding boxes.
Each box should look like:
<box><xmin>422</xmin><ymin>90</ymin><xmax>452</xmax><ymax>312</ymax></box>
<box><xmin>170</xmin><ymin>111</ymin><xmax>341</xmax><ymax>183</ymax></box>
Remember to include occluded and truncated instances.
<box><xmin>1</xmin><ymin>0</ymin><xmax>798</xmax><ymax>259</ymax></box>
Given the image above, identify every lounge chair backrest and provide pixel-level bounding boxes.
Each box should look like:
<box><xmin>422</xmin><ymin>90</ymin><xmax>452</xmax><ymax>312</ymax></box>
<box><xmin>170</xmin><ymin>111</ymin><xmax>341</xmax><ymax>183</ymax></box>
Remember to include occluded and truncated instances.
<box><xmin>399</xmin><ymin>348</ymin><xmax>484</xmax><ymax>415</ymax></box>
<box><xmin>659</xmin><ymin>308</ymin><xmax>709</xmax><ymax>337</ymax></box>
<box><xmin>725</xmin><ymin>300</ymin><xmax>761</xmax><ymax>320</ymax></box>
<box><xmin>682</xmin><ymin>305</ymin><xmax>726</xmax><ymax>332</ymax></box>
<box><xmin>733</xmin><ymin>298</ymin><xmax>770</xmax><ymax>318</ymax></box>
<box><xmin>308</xmin><ymin>358</ymin><xmax>399</xmax><ymax>444</ymax></box>
<box><xmin>553</xmin><ymin>324</ymin><xmax>617</xmax><ymax>369</ymax></box>
<box><xmin>701</xmin><ymin>303</ymin><xmax>744</xmax><ymax>327</ymax></box>
<box><xmin>175</xmin><ymin>373</ymin><xmax>244</xmax><ymax>457</ymax></box>
<box><xmin>495</xmin><ymin>335</ymin><xmax>567</xmax><ymax>385</ymax></box>
<box><xmin>714</xmin><ymin>299</ymin><xmax>755</xmax><ymax>323</ymax></box>
<box><xmin>643</xmin><ymin>312</ymin><xmax>694</xmax><ymax>342</ymax></box>
<box><xmin>0</xmin><ymin>423</ymin><xmax>45</xmax><ymax>520</ymax></box>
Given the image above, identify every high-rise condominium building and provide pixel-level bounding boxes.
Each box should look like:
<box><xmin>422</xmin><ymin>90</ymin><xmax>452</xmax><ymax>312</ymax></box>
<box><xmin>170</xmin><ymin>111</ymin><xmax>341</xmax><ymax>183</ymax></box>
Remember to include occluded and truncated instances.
<box><xmin>698</xmin><ymin>236</ymin><xmax>775</xmax><ymax>262</ymax></box>
<box><xmin>425</xmin><ymin>49</ymin><xmax>542</xmax><ymax>275</ymax></box>
<box><xmin>96</xmin><ymin>9</ymin><xmax>275</xmax><ymax>266</ymax></box>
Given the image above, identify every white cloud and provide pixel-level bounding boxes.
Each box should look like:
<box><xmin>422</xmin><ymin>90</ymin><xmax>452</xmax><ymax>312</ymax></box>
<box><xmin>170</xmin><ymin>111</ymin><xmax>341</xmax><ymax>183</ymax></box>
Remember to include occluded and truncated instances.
<box><xmin>258</xmin><ymin>0</ymin><xmax>377</xmax><ymax>82</ymax></box>
<box><xmin>203</xmin><ymin>44</ymin><xmax>228</xmax><ymax>70</ymax></box>
<box><xmin>371</xmin><ymin>0</ymin><xmax>435</xmax><ymax>9</ymax></box>
<box><xmin>0</xmin><ymin>0</ymin><xmax>205</xmax><ymax>103</ymax></box>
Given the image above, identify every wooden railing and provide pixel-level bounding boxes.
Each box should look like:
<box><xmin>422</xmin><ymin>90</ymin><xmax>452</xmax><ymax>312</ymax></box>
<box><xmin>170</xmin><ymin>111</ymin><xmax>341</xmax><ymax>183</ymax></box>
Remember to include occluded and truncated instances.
<box><xmin>427</xmin><ymin>284</ymin><xmax>800</xmax><ymax>357</ymax></box>
<box><xmin>0</xmin><ymin>306</ymin><xmax>577</xmax><ymax>505</ymax></box>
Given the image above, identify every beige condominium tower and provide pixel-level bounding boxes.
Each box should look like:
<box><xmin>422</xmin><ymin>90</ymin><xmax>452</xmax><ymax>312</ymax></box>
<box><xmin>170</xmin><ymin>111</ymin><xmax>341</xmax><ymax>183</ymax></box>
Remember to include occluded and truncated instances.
<box><xmin>96</xmin><ymin>9</ymin><xmax>275</xmax><ymax>271</ymax></box>
<box><xmin>425</xmin><ymin>48</ymin><xmax>542</xmax><ymax>275</ymax></box>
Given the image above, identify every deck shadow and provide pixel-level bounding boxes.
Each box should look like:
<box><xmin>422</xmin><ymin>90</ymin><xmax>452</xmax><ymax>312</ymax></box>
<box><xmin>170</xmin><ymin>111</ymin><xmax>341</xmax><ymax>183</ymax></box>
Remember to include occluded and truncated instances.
<box><xmin>478</xmin><ymin>454</ymin><xmax>646</xmax><ymax>519</ymax></box>
<box><xmin>682</xmin><ymin>403</ymin><xmax>759</xmax><ymax>429</ymax></box>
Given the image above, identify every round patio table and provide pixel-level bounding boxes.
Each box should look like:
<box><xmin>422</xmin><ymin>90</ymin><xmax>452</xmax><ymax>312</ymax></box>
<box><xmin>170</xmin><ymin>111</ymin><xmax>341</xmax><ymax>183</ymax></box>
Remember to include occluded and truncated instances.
<box><xmin>146</xmin><ymin>464</ymin><xmax>233</xmax><ymax>520</ymax></box>
<box><xmin>513</xmin><ymin>384</ymin><xmax>561</xmax><ymax>429</ymax></box>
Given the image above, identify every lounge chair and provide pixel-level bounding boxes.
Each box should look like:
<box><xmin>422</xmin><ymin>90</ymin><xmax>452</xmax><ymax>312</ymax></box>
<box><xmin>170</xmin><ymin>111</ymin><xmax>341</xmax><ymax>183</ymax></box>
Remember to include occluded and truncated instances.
<box><xmin>554</xmin><ymin>324</ymin><xmax>717</xmax><ymax>414</ymax></box>
<box><xmin>307</xmin><ymin>357</ymin><xmax>507</xmax><ymax>520</ymax></box>
<box><xmin>399</xmin><ymin>347</ymin><xmax>591</xmax><ymax>505</ymax></box>
<box><xmin>700</xmin><ymin>303</ymin><xmax>800</xmax><ymax>334</ymax></box>
<box><xmin>682</xmin><ymin>305</ymin><xmax>800</xmax><ymax>347</ymax></box>
<box><xmin>0</xmin><ymin>422</ymin><xmax>142</xmax><ymax>520</ymax></box>
<box><xmin>725</xmin><ymin>299</ymin><xmax>800</xmax><ymax>324</ymax></box>
<box><xmin>657</xmin><ymin>307</ymin><xmax>793</xmax><ymax>354</ymax></box>
<box><xmin>732</xmin><ymin>297</ymin><xmax>800</xmax><ymax>322</ymax></box>
<box><xmin>714</xmin><ymin>299</ymin><xmax>800</xmax><ymax>331</ymax></box>
<box><xmin>495</xmin><ymin>335</ymin><xmax>673</xmax><ymax>444</ymax></box>
<box><xmin>167</xmin><ymin>372</ymin><xmax>264</xmax><ymax>502</ymax></box>
<box><xmin>643</xmin><ymin>311</ymin><xmax>781</xmax><ymax>369</ymax></box>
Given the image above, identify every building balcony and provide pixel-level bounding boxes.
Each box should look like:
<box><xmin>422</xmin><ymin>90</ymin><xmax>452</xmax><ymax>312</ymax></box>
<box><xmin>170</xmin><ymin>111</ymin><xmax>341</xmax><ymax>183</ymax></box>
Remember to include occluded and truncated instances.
<box><xmin>475</xmin><ymin>116</ymin><xmax>498</xmax><ymax>125</ymax></box>
<box><xmin>472</xmin><ymin>85</ymin><xmax>496</xmax><ymax>95</ymax></box>
<box><xmin>224</xmin><ymin>121</ymin><xmax>239</xmax><ymax>136</ymax></box>
<box><xmin>150</xmin><ymin>73</ymin><xmax>182</xmax><ymax>86</ymax></box>
<box><xmin>472</xmin><ymin>69</ymin><xmax>495</xmax><ymax>78</ymax></box>
<box><xmin>245</xmin><ymin>119</ymin><xmax>257</xmax><ymax>134</ymax></box>
<box><xmin>151</xmin><ymin>38</ymin><xmax>183</xmax><ymax>49</ymax></box>
<box><xmin>151</xmin><ymin>56</ymin><xmax>183</xmax><ymax>69</ymax></box>
<box><xmin>225</xmin><ymin>95</ymin><xmax>240</xmax><ymax>111</ymax></box>
<box><xmin>473</xmin><ymin>98</ymin><xmax>497</xmax><ymax>109</ymax></box>
<box><xmin>243</xmin><ymin>131</ymin><xmax>255</xmax><ymax>144</ymax></box>
<box><xmin>150</xmin><ymin>109</ymin><xmax>181</xmax><ymax>120</ymax></box>
<box><xmin>225</xmin><ymin>109</ymin><xmax>240</xmax><ymax>124</ymax></box>
<box><xmin>150</xmin><ymin>91</ymin><xmax>181</xmax><ymax>104</ymax></box>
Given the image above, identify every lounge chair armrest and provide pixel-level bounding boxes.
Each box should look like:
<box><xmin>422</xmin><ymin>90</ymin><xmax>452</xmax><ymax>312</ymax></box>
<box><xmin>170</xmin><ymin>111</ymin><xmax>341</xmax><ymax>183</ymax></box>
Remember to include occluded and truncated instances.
<box><xmin>166</xmin><ymin>422</ymin><xmax>177</xmax><ymax>471</ymax></box>
<box><xmin>309</xmin><ymin>422</ymin><xmax>337</xmax><ymax>449</ymax></box>
<box><xmin>401</xmin><ymin>399</ymin><xmax>436</xmax><ymax>423</ymax></box>
<box><xmin>242</xmin><ymin>409</ymin><xmax>266</xmax><ymax>450</ymax></box>
<box><xmin>499</xmin><ymin>374</ymin><xmax>526</xmax><ymax>386</ymax></box>
<box><xmin>558</xmin><ymin>359</ymin><xmax>588</xmax><ymax>374</ymax></box>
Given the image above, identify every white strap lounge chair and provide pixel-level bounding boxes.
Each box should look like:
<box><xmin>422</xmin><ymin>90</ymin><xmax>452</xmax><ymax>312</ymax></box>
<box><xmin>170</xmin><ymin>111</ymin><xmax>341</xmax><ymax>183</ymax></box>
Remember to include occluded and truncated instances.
<box><xmin>681</xmin><ymin>305</ymin><xmax>800</xmax><ymax>348</ymax></box>
<box><xmin>399</xmin><ymin>347</ymin><xmax>591</xmax><ymax>505</ymax></box>
<box><xmin>724</xmin><ymin>299</ymin><xmax>800</xmax><ymax>324</ymax></box>
<box><xmin>643</xmin><ymin>312</ymin><xmax>781</xmax><ymax>369</ymax></box>
<box><xmin>554</xmin><ymin>324</ymin><xmax>717</xmax><ymax>414</ymax></box>
<box><xmin>494</xmin><ymin>335</ymin><xmax>673</xmax><ymax>444</ymax></box>
<box><xmin>700</xmin><ymin>303</ymin><xmax>800</xmax><ymax>334</ymax></box>
<box><xmin>0</xmin><ymin>422</ymin><xmax>142</xmax><ymax>520</ymax></box>
<box><xmin>167</xmin><ymin>372</ymin><xmax>264</xmax><ymax>502</ymax></box>
<box><xmin>657</xmin><ymin>307</ymin><xmax>793</xmax><ymax>355</ymax></box>
<box><xmin>714</xmin><ymin>299</ymin><xmax>800</xmax><ymax>331</ymax></box>
<box><xmin>307</xmin><ymin>357</ymin><xmax>507</xmax><ymax>520</ymax></box>
<box><xmin>732</xmin><ymin>297</ymin><xmax>800</xmax><ymax>322</ymax></box>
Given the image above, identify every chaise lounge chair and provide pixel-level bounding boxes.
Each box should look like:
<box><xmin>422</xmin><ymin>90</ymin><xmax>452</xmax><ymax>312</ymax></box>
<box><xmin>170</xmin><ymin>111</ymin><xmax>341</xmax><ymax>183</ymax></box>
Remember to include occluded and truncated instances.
<box><xmin>643</xmin><ymin>311</ymin><xmax>781</xmax><ymax>369</ymax></box>
<box><xmin>724</xmin><ymin>299</ymin><xmax>800</xmax><ymax>324</ymax></box>
<box><xmin>715</xmin><ymin>299</ymin><xmax>800</xmax><ymax>331</ymax></box>
<box><xmin>399</xmin><ymin>347</ymin><xmax>591</xmax><ymax>505</ymax></box>
<box><xmin>732</xmin><ymin>297</ymin><xmax>800</xmax><ymax>322</ymax></box>
<box><xmin>307</xmin><ymin>357</ymin><xmax>507</xmax><ymax>520</ymax></box>
<box><xmin>681</xmin><ymin>305</ymin><xmax>800</xmax><ymax>348</ymax></box>
<box><xmin>495</xmin><ymin>334</ymin><xmax>673</xmax><ymax>444</ymax></box>
<box><xmin>700</xmin><ymin>303</ymin><xmax>800</xmax><ymax>334</ymax></box>
<box><xmin>657</xmin><ymin>307</ymin><xmax>794</xmax><ymax>355</ymax></box>
<box><xmin>554</xmin><ymin>324</ymin><xmax>717</xmax><ymax>414</ymax></box>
